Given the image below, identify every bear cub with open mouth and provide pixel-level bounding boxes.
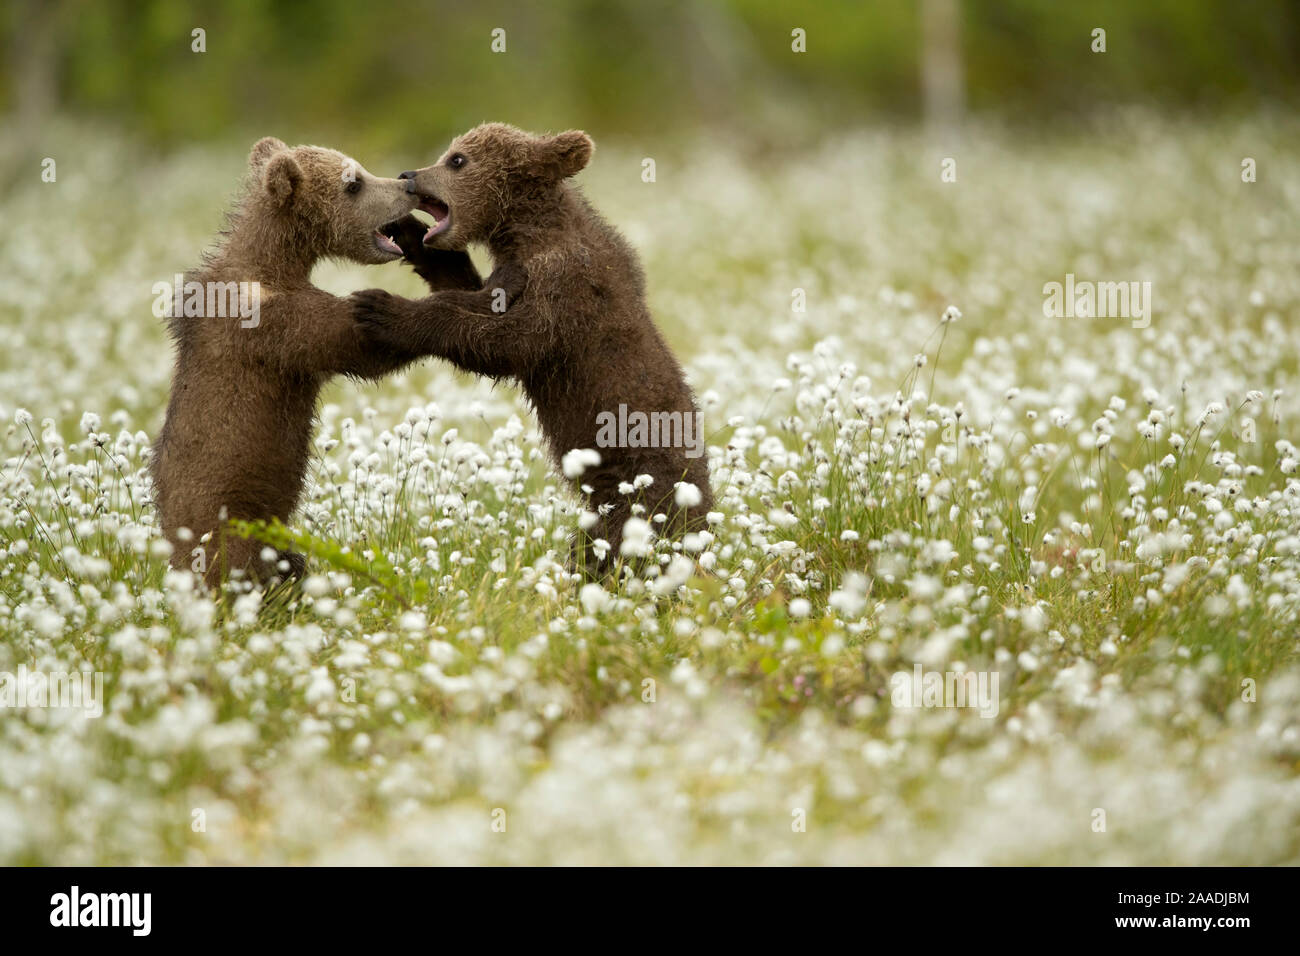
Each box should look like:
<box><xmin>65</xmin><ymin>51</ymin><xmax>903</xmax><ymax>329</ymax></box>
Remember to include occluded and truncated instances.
<box><xmin>351</xmin><ymin>123</ymin><xmax>713</xmax><ymax>577</ymax></box>
<box><xmin>152</xmin><ymin>137</ymin><xmax>519</xmax><ymax>587</ymax></box>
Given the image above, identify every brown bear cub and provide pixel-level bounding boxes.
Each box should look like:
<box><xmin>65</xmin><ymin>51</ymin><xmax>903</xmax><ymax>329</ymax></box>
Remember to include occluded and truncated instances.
<box><xmin>351</xmin><ymin>123</ymin><xmax>713</xmax><ymax>576</ymax></box>
<box><xmin>152</xmin><ymin>137</ymin><xmax>516</xmax><ymax>587</ymax></box>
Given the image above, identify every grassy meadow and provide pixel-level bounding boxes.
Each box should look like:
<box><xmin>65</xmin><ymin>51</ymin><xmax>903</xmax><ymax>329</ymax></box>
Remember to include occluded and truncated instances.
<box><xmin>1</xmin><ymin>111</ymin><xmax>1299</xmax><ymax>863</ymax></box>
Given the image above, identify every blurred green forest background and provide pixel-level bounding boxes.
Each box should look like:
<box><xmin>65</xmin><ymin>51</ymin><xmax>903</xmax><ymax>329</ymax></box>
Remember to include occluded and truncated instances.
<box><xmin>3</xmin><ymin>0</ymin><xmax>1298</xmax><ymax>153</ymax></box>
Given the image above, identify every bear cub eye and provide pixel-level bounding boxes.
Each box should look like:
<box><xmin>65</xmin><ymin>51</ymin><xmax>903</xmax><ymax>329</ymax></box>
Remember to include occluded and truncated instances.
<box><xmin>345</xmin><ymin>179</ymin><xmax>362</xmax><ymax>195</ymax></box>
<box><xmin>448</xmin><ymin>154</ymin><xmax>467</xmax><ymax>170</ymax></box>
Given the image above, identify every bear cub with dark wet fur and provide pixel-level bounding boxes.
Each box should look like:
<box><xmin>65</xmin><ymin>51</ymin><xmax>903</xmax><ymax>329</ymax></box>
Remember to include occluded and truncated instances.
<box><xmin>351</xmin><ymin>123</ymin><xmax>713</xmax><ymax>576</ymax></box>
<box><xmin>151</xmin><ymin>136</ymin><xmax>517</xmax><ymax>587</ymax></box>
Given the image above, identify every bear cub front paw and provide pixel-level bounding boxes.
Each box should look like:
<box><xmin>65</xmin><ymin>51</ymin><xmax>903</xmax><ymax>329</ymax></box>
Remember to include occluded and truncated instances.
<box><xmin>486</xmin><ymin>260</ymin><xmax>529</xmax><ymax>306</ymax></box>
<box><xmin>350</xmin><ymin>289</ymin><xmax>415</xmax><ymax>350</ymax></box>
<box><xmin>380</xmin><ymin>214</ymin><xmax>436</xmax><ymax>262</ymax></box>
<box><xmin>384</xmin><ymin>214</ymin><xmax>477</xmax><ymax>278</ymax></box>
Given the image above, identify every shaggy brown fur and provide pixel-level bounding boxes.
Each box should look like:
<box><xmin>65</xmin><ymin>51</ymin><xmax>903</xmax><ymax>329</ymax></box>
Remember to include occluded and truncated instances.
<box><xmin>151</xmin><ymin>136</ymin><xmax>510</xmax><ymax>587</ymax></box>
<box><xmin>351</xmin><ymin>123</ymin><xmax>713</xmax><ymax>575</ymax></box>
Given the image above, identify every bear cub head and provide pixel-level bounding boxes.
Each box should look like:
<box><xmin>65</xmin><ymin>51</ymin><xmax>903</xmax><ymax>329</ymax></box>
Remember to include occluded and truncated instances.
<box><xmin>397</xmin><ymin>123</ymin><xmax>594</xmax><ymax>249</ymax></box>
<box><xmin>247</xmin><ymin>136</ymin><xmax>417</xmax><ymax>265</ymax></box>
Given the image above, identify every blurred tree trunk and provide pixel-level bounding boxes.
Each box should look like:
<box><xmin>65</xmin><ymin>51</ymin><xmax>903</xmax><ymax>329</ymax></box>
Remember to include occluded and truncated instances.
<box><xmin>9</xmin><ymin>0</ymin><xmax>61</xmax><ymax>127</ymax></box>
<box><xmin>921</xmin><ymin>0</ymin><xmax>964</xmax><ymax>133</ymax></box>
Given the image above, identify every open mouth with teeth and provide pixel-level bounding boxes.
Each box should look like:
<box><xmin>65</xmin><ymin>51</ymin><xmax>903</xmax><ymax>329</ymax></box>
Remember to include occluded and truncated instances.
<box><xmin>415</xmin><ymin>194</ymin><xmax>451</xmax><ymax>242</ymax></box>
<box><xmin>373</xmin><ymin>223</ymin><xmax>404</xmax><ymax>257</ymax></box>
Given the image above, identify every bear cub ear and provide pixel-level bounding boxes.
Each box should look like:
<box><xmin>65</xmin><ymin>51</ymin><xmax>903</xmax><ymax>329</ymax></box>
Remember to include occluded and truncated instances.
<box><xmin>537</xmin><ymin>130</ymin><xmax>594</xmax><ymax>180</ymax></box>
<box><xmin>249</xmin><ymin>136</ymin><xmax>289</xmax><ymax>172</ymax></box>
<box><xmin>263</xmin><ymin>151</ymin><xmax>302</xmax><ymax>206</ymax></box>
